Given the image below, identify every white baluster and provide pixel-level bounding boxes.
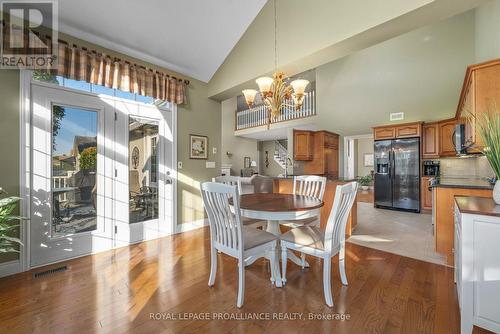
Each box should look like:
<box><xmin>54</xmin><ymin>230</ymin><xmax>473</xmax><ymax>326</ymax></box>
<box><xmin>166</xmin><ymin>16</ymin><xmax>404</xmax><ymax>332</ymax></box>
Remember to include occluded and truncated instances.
<box><xmin>312</xmin><ymin>90</ymin><xmax>315</xmax><ymax>116</ymax></box>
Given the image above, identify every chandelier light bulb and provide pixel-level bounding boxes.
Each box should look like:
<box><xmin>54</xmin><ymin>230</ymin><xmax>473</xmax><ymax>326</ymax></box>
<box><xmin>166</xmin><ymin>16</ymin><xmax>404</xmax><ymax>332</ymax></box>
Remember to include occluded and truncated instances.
<box><xmin>242</xmin><ymin>89</ymin><xmax>258</xmax><ymax>107</ymax></box>
<box><xmin>290</xmin><ymin>79</ymin><xmax>309</xmax><ymax>96</ymax></box>
<box><xmin>256</xmin><ymin>77</ymin><xmax>273</xmax><ymax>95</ymax></box>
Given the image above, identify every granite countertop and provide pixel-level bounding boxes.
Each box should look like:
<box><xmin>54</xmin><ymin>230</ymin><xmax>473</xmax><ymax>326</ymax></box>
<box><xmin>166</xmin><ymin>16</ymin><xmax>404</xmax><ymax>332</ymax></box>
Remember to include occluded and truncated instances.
<box><xmin>431</xmin><ymin>177</ymin><xmax>494</xmax><ymax>190</ymax></box>
<box><xmin>455</xmin><ymin>196</ymin><xmax>500</xmax><ymax>217</ymax></box>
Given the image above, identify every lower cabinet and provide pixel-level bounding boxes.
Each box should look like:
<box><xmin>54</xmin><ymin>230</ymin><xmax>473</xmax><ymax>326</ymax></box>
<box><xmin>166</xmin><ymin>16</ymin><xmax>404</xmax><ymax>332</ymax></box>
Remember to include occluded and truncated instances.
<box><xmin>421</xmin><ymin>177</ymin><xmax>432</xmax><ymax>211</ymax></box>
<box><xmin>454</xmin><ymin>204</ymin><xmax>500</xmax><ymax>333</ymax></box>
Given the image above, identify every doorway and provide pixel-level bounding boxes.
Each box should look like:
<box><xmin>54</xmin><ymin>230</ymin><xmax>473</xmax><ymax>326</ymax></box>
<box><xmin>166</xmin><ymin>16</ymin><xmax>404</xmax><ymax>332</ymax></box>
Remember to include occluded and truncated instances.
<box><xmin>29</xmin><ymin>81</ymin><xmax>175</xmax><ymax>268</ymax></box>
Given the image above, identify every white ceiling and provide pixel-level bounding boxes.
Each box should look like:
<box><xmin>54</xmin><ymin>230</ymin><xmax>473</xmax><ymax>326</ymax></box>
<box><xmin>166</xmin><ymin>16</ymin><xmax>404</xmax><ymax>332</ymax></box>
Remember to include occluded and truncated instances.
<box><xmin>57</xmin><ymin>0</ymin><xmax>267</xmax><ymax>82</ymax></box>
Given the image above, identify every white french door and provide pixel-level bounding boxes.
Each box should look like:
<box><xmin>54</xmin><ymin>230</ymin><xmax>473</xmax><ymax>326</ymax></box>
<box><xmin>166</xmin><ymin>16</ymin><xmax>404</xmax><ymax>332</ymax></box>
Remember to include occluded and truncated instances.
<box><xmin>113</xmin><ymin>99</ymin><xmax>175</xmax><ymax>245</ymax></box>
<box><xmin>29</xmin><ymin>82</ymin><xmax>175</xmax><ymax>268</ymax></box>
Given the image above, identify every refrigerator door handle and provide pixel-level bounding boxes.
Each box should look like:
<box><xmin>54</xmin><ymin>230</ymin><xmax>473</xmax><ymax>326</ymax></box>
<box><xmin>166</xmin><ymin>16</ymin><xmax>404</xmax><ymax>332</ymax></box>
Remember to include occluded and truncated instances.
<box><xmin>389</xmin><ymin>149</ymin><xmax>393</xmax><ymax>179</ymax></box>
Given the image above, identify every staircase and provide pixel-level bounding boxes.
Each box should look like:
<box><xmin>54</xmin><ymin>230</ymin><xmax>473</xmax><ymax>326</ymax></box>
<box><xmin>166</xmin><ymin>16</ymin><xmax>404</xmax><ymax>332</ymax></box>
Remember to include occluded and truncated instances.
<box><xmin>273</xmin><ymin>140</ymin><xmax>288</xmax><ymax>170</ymax></box>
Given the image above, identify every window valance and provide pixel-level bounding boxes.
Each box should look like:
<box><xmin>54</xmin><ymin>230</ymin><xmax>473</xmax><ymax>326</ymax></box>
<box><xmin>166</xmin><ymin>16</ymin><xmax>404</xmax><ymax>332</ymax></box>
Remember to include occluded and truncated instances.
<box><xmin>52</xmin><ymin>41</ymin><xmax>188</xmax><ymax>104</ymax></box>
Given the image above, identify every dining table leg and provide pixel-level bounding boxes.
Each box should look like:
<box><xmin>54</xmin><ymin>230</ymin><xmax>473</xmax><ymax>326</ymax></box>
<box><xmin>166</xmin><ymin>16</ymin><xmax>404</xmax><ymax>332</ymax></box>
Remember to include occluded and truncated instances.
<box><xmin>244</xmin><ymin>219</ymin><xmax>311</xmax><ymax>270</ymax></box>
<box><xmin>266</xmin><ymin>220</ymin><xmax>310</xmax><ymax>268</ymax></box>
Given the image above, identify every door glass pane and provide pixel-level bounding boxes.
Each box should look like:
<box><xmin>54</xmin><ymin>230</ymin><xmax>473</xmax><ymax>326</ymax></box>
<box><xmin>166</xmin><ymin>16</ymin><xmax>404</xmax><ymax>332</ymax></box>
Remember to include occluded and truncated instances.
<box><xmin>129</xmin><ymin>116</ymin><xmax>159</xmax><ymax>224</ymax></box>
<box><xmin>52</xmin><ymin>106</ymin><xmax>98</xmax><ymax>236</ymax></box>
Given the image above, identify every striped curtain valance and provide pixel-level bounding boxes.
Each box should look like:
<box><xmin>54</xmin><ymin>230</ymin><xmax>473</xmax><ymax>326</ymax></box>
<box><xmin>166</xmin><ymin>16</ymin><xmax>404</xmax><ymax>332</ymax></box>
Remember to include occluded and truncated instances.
<box><xmin>51</xmin><ymin>42</ymin><xmax>188</xmax><ymax>104</ymax></box>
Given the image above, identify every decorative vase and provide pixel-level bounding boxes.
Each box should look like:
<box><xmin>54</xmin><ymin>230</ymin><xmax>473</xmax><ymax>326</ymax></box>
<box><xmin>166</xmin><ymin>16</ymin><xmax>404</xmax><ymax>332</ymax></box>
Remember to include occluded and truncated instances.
<box><xmin>361</xmin><ymin>185</ymin><xmax>369</xmax><ymax>191</ymax></box>
<box><xmin>494</xmin><ymin>181</ymin><xmax>500</xmax><ymax>205</ymax></box>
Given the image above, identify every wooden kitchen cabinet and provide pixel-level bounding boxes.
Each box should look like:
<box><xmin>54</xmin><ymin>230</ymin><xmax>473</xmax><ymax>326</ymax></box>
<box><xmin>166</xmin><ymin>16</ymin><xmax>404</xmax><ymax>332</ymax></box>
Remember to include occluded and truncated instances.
<box><xmin>422</xmin><ymin>122</ymin><xmax>439</xmax><ymax>158</ymax></box>
<box><xmin>421</xmin><ymin>177</ymin><xmax>432</xmax><ymax>211</ymax></box>
<box><xmin>303</xmin><ymin>131</ymin><xmax>339</xmax><ymax>178</ymax></box>
<box><xmin>456</xmin><ymin>58</ymin><xmax>500</xmax><ymax>153</ymax></box>
<box><xmin>395</xmin><ymin>123</ymin><xmax>422</xmax><ymax>138</ymax></box>
<box><xmin>373</xmin><ymin>122</ymin><xmax>422</xmax><ymax>140</ymax></box>
<box><xmin>373</xmin><ymin>126</ymin><xmax>395</xmax><ymax>140</ymax></box>
<box><xmin>438</xmin><ymin>119</ymin><xmax>457</xmax><ymax>157</ymax></box>
<box><xmin>293</xmin><ymin>130</ymin><xmax>313</xmax><ymax>160</ymax></box>
<box><xmin>434</xmin><ymin>186</ymin><xmax>492</xmax><ymax>266</ymax></box>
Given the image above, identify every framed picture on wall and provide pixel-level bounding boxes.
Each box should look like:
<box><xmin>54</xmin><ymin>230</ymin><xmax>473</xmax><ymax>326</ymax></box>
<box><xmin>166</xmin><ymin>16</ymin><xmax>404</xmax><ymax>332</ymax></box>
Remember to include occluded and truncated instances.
<box><xmin>364</xmin><ymin>153</ymin><xmax>374</xmax><ymax>167</ymax></box>
<box><xmin>189</xmin><ymin>134</ymin><xmax>208</xmax><ymax>159</ymax></box>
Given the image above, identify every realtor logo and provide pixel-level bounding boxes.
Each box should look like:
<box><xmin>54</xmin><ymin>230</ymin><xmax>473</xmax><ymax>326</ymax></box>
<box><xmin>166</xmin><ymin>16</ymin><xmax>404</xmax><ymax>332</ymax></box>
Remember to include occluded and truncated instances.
<box><xmin>1</xmin><ymin>0</ymin><xmax>58</xmax><ymax>69</ymax></box>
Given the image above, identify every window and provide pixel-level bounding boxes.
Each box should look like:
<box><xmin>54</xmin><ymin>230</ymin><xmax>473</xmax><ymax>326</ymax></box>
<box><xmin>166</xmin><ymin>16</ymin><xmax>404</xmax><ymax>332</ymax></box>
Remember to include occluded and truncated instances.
<box><xmin>33</xmin><ymin>71</ymin><xmax>157</xmax><ymax>104</ymax></box>
<box><xmin>52</xmin><ymin>105</ymin><xmax>98</xmax><ymax>235</ymax></box>
<box><xmin>128</xmin><ymin>116</ymin><xmax>159</xmax><ymax>224</ymax></box>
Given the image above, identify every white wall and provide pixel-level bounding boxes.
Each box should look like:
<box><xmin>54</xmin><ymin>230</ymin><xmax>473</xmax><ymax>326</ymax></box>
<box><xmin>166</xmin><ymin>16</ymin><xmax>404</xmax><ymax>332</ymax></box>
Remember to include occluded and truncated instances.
<box><xmin>475</xmin><ymin>0</ymin><xmax>500</xmax><ymax>62</ymax></box>
<box><xmin>221</xmin><ymin>97</ymin><xmax>259</xmax><ymax>175</ymax></box>
<box><xmin>357</xmin><ymin>137</ymin><xmax>374</xmax><ymax>177</ymax></box>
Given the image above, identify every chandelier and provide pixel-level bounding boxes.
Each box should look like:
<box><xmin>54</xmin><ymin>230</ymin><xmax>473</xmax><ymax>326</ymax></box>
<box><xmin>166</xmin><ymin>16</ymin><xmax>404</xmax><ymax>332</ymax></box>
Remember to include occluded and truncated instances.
<box><xmin>242</xmin><ymin>0</ymin><xmax>309</xmax><ymax>126</ymax></box>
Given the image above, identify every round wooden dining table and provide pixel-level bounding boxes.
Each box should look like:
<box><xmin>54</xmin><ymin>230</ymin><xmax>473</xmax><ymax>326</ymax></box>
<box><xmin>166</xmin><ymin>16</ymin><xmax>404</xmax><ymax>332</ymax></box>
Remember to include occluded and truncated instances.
<box><xmin>236</xmin><ymin>193</ymin><xmax>324</xmax><ymax>270</ymax></box>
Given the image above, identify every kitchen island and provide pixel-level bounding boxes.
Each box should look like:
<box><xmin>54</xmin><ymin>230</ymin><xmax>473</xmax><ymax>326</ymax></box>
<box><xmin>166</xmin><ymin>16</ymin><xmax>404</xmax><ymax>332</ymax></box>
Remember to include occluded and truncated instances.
<box><xmin>273</xmin><ymin>177</ymin><xmax>358</xmax><ymax>236</ymax></box>
<box><xmin>454</xmin><ymin>196</ymin><xmax>500</xmax><ymax>333</ymax></box>
<box><xmin>432</xmin><ymin>177</ymin><xmax>493</xmax><ymax>266</ymax></box>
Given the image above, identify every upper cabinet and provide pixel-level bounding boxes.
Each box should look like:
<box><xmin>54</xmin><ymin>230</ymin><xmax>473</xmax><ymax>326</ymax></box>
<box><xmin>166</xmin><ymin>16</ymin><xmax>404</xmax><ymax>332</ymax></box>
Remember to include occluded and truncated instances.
<box><xmin>303</xmin><ymin>131</ymin><xmax>339</xmax><ymax>179</ymax></box>
<box><xmin>373</xmin><ymin>122</ymin><xmax>422</xmax><ymax>141</ymax></box>
<box><xmin>373</xmin><ymin>126</ymin><xmax>395</xmax><ymax>140</ymax></box>
<box><xmin>456</xmin><ymin>59</ymin><xmax>500</xmax><ymax>153</ymax></box>
<box><xmin>293</xmin><ymin>130</ymin><xmax>314</xmax><ymax>161</ymax></box>
<box><xmin>422</xmin><ymin>122</ymin><xmax>439</xmax><ymax>158</ymax></box>
<box><xmin>438</xmin><ymin>119</ymin><xmax>457</xmax><ymax>157</ymax></box>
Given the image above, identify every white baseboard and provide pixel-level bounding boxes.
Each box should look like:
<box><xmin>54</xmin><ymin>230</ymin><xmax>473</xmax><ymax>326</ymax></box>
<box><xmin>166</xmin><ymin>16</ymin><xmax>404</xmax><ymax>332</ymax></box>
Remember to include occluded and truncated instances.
<box><xmin>0</xmin><ymin>260</ymin><xmax>22</xmax><ymax>278</ymax></box>
<box><xmin>175</xmin><ymin>219</ymin><xmax>208</xmax><ymax>234</ymax></box>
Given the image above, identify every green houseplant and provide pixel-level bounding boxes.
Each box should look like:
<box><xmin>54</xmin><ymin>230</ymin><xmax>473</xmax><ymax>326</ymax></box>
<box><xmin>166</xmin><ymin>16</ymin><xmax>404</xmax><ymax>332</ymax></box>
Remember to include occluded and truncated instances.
<box><xmin>0</xmin><ymin>188</ymin><xmax>24</xmax><ymax>253</ymax></box>
<box><xmin>476</xmin><ymin>108</ymin><xmax>500</xmax><ymax>204</ymax></box>
<box><xmin>357</xmin><ymin>175</ymin><xmax>373</xmax><ymax>191</ymax></box>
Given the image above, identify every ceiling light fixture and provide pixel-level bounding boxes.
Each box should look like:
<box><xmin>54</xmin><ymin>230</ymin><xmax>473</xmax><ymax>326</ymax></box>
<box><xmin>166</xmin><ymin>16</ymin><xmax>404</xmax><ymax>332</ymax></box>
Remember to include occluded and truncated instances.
<box><xmin>242</xmin><ymin>0</ymin><xmax>309</xmax><ymax>128</ymax></box>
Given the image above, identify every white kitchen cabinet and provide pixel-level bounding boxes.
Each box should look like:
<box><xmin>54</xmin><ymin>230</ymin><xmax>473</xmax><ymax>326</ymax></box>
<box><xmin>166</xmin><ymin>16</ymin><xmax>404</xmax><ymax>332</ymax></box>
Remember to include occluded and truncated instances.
<box><xmin>454</xmin><ymin>196</ymin><xmax>500</xmax><ymax>334</ymax></box>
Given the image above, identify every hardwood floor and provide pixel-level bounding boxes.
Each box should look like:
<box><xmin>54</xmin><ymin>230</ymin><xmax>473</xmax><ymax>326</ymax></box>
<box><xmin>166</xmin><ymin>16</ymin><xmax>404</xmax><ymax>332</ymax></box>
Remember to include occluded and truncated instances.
<box><xmin>0</xmin><ymin>226</ymin><xmax>487</xmax><ymax>334</ymax></box>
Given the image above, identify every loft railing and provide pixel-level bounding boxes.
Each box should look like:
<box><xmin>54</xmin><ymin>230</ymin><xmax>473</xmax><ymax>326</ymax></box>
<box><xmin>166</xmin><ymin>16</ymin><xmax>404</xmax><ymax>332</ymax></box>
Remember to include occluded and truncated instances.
<box><xmin>235</xmin><ymin>89</ymin><xmax>316</xmax><ymax>131</ymax></box>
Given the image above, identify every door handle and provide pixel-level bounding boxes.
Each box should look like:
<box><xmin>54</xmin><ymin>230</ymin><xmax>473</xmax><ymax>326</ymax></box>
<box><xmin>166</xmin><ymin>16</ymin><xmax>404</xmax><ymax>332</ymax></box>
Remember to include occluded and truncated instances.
<box><xmin>165</xmin><ymin>179</ymin><xmax>173</xmax><ymax>184</ymax></box>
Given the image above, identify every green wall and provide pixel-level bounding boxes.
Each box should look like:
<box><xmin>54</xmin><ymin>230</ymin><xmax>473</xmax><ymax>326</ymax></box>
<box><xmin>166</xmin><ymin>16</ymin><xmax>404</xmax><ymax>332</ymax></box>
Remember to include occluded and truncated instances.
<box><xmin>314</xmin><ymin>11</ymin><xmax>475</xmax><ymax>136</ymax></box>
<box><xmin>0</xmin><ymin>70</ymin><xmax>20</xmax><ymax>263</ymax></box>
<box><xmin>475</xmin><ymin>0</ymin><xmax>500</xmax><ymax>62</ymax></box>
<box><xmin>177</xmin><ymin>82</ymin><xmax>221</xmax><ymax>225</ymax></box>
<box><xmin>220</xmin><ymin>97</ymin><xmax>258</xmax><ymax>175</ymax></box>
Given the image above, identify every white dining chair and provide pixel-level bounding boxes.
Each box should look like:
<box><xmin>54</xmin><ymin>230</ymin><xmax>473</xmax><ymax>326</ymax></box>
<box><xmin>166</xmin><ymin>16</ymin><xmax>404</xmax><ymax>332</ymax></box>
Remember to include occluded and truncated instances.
<box><xmin>201</xmin><ymin>182</ymin><xmax>281</xmax><ymax>308</ymax></box>
<box><xmin>280</xmin><ymin>181</ymin><xmax>358</xmax><ymax>307</ymax></box>
<box><xmin>281</xmin><ymin>175</ymin><xmax>327</xmax><ymax>228</ymax></box>
<box><xmin>213</xmin><ymin>176</ymin><xmax>267</xmax><ymax>229</ymax></box>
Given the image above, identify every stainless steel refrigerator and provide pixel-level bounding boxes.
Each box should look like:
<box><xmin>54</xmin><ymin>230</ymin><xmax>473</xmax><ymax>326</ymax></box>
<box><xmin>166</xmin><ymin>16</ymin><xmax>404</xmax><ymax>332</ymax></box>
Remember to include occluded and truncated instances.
<box><xmin>374</xmin><ymin>138</ymin><xmax>420</xmax><ymax>212</ymax></box>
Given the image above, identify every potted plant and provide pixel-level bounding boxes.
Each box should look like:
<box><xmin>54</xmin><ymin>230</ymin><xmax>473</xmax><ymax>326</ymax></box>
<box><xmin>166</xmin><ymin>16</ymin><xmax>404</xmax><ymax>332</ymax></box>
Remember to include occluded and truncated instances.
<box><xmin>357</xmin><ymin>175</ymin><xmax>373</xmax><ymax>191</ymax></box>
<box><xmin>477</xmin><ymin>108</ymin><xmax>500</xmax><ymax>204</ymax></box>
<box><xmin>0</xmin><ymin>188</ymin><xmax>24</xmax><ymax>254</ymax></box>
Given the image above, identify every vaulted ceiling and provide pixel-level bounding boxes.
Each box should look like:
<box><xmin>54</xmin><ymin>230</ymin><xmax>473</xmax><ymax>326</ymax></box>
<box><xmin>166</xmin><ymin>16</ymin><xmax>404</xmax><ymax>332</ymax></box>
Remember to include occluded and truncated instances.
<box><xmin>57</xmin><ymin>0</ymin><xmax>267</xmax><ymax>82</ymax></box>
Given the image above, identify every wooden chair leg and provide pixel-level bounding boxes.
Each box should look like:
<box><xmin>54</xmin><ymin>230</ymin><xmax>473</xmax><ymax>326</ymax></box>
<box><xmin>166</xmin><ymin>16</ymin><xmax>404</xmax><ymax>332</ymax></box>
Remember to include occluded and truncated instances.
<box><xmin>323</xmin><ymin>257</ymin><xmax>333</xmax><ymax>307</ymax></box>
<box><xmin>208</xmin><ymin>246</ymin><xmax>217</xmax><ymax>286</ymax></box>
<box><xmin>237</xmin><ymin>259</ymin><xmax>245</xmax><ymax>308</ymax></box>
<box><xmin>339</xmin><ymin>245</ymin><xmax>348</xmax><ymax>285</ymax></box>
<box><xmin>281</xmin><ymin>245</ymin><xmax>288</xmax><ymax>285</ymax></box>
